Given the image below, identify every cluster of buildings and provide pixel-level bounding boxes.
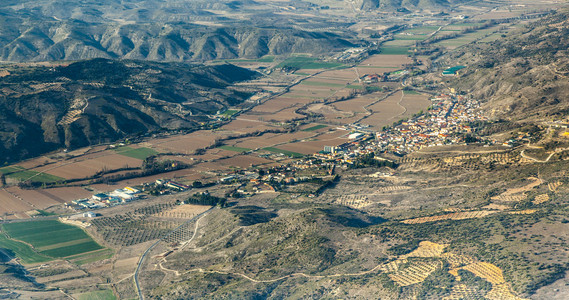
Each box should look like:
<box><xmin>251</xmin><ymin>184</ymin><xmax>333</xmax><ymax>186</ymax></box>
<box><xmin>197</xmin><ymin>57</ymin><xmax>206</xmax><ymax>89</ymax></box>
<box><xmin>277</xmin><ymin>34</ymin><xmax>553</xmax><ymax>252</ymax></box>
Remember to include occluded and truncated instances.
<box><xmin>67</xmin><ymin>187</ymin><xmax>140</xmax><ymax>210</ymax></box>
<box><xmin>374</xmin><ymin>93</ymin><xmax>486</xmax><ymax>154</ymax></box>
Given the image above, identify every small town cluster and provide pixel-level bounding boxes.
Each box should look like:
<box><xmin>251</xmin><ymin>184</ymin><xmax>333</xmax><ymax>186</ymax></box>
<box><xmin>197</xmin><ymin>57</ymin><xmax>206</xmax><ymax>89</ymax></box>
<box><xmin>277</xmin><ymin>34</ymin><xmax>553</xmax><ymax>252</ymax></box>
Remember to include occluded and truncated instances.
<box><xmin>66</xmin><ymin>90</ymin><xmax>488</xmax><ymax>210</ymax></box>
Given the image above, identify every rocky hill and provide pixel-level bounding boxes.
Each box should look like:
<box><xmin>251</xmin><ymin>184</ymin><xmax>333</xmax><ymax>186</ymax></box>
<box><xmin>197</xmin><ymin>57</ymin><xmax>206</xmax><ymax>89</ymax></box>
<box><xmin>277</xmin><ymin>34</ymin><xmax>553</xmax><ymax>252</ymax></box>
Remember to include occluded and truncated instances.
<box><xmin>0</xmin><ymin>59</ymin><xmax>258</xmax><ymax>163</ymax></box>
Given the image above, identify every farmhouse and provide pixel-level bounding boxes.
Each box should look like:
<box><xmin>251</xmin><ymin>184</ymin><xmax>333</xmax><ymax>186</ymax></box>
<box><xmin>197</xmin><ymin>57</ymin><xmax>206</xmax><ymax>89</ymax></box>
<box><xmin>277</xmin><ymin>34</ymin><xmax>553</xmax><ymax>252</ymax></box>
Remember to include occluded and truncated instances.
<box><xmin>360</xmin><ymin>73</ymin><xmax>382</xmax><ymax>83</ymax></box>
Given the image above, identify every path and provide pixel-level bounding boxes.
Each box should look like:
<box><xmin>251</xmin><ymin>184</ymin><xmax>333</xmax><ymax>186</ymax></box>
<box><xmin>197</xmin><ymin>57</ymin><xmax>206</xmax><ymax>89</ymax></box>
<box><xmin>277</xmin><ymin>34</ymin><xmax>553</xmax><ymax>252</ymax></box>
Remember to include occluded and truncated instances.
<box><xmin>134</xmin><ymin>207</ymin><xmax>215</xmax><ymax>300</ymax></box>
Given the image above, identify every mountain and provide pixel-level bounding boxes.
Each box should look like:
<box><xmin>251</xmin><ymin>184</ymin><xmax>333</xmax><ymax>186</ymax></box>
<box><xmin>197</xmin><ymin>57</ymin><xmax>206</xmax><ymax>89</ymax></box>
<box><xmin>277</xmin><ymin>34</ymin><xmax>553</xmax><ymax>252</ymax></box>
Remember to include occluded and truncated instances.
<box><xmin>0</xmin><ymin>1</ymin><xmax>356</xmax><ymax>62</ymax></box>
<box><xmin>355</xmin><ymin>0</ymin><xmax>470</xmax><ymax>12</ymax></box>
<box><xmin>0</xmin><ymin>59</ymin><xmax>258</xmax><ymax>163</ymax></box>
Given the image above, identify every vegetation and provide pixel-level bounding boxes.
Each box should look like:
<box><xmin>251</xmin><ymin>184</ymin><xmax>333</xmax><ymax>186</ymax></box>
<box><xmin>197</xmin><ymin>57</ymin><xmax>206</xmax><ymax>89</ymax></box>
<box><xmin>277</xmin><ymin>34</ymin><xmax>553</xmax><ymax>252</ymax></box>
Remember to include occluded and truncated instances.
<box><xmin>185</xmin><ymin>192</ymin><xmax>227</xmax><ymax>207</ymax></box>
<box><xmin>2</xmin><ymin>220</ymin><xmax>104</xmax><ymax>258</ymax></box>
<box><xmin>77</xmin><ymin>289</ymin><xmax>116</xmax><ymax>300</ymax></box>
<box><xmin>218</xmin><ymin>145</ymin><xmax>252</xmax><ymax>152</ymax></box>
<box><xmin>114</xmin><ymin>146</ymin><xmax>159</xmax><ymax>160</ymax></box>
<box><xmin>302</xmin><ymin>125</ymin><xmax>328</xmax><ymax>132</ymax></box>
<box><xmin>277</xmin><ymin>57</ymin><xmax>343</xmax><ymax>70</ymax></box>
<box><xmin>0</xmin><ymin>233</ymin><xmax>52</xmax><ymax>264</ymax></box>
<box><xmin>263</xmin><ymin>147</ymin><xmax>305</xmax><ymax>158</ymax></box>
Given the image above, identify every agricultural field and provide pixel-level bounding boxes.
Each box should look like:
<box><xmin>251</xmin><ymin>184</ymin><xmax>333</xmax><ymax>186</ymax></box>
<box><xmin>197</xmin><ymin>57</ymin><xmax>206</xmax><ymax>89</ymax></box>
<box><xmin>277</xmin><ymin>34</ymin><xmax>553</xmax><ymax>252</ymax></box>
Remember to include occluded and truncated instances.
<box><xmin>361</xmin><ymin>91</ymin><xmax>406</xmax><ymax>129</ymax></box>
<box><xmin>276</xmin><ymin>56</ymin><xmax>343</xmax><ymax>70</ymax></box>
<box><xmin>0</xmin><ymin>233</ymin><xmax>52</xmax><ymax>264</ymax></box>
<box><xmin>148</xmin><ymin>131</ymin><xmax>229</xmax><ymax>153</ymax></box>
<box><xmin>114</xmin><ymin>146</ymin><xmax>158</xmax><ymax>160</ymax></box>
<box><xmin>0</xmin><ymin>166</ymin><xmax>64</xmax><ymax>184</ymax></box>
<box><xmin>2</xmin><ymin>220</ymin><xmax>104</xmax><ymax>259</ymax></box>
<box><xmin>262</xmin><ymin>147</ymin><xmax>305</xmax><ymax>158</ymax></box>
<box><xmin>216</xmin><ymin>155</ymin><xmax>274</xmax><ymax>168</ymax></box>
<box><xmin>31</xmin><ymin>152</ymin><xmax>144</xmax><ymax>180</ymax></box>
<box><xmin>401</xmin><ymin>210</ymin><xmax>499</xmax><ymax>224</ymax></box>
<box><xmin>433</xmin><ymin>26</ymin><xmax>503</xmax><ymax>49</ymax></box>
<box><xmin>220</xmin><ymin>118</ymin><xmax>274</xmax><ymax>133</ymax></box>
<box><xmin>155</xmin><ymin>204</ymin><xmax>211</xmax><ymax>219</ymax></box>
<box><xmin>301</xmin><ymin>124</ymin><xmax>328</xmax><ymax>132</ymax></box>
<box><xmin>0</xmin><ymin>189</ymin><xmax>35</xmax><ymax>217</ymax></box>
<box><xmin>76</xmin><ymin>289</ymin><xmax>116</xmax><ymax>300</ymax></box>
<box><xmin>218</xmin><ymin>145</ymin><xmax>251</xmax><ymax>152</ymax></box>
<box><xmin>0</xmin><ymin>186</ymin><xmax>91</xmax><ymax>217</ymax></box>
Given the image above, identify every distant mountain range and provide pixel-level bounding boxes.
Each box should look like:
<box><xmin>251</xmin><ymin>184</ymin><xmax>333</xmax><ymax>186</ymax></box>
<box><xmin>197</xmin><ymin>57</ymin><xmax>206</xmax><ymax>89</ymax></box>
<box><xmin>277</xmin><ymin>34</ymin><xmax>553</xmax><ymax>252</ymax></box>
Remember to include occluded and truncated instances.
<box><xmin>0</xmin><ymin>0</ymin><xmax>355</xmax><ymax>62</ymax></box>
<box><xmin>0</xmin><ymin>59</ymin><xmax>258</xmax><ymax>163</ymax></box>
<box><xmin>355</xmin><ymin>0</ymin><xmax>470</xmax><ymax>11</ymax></box>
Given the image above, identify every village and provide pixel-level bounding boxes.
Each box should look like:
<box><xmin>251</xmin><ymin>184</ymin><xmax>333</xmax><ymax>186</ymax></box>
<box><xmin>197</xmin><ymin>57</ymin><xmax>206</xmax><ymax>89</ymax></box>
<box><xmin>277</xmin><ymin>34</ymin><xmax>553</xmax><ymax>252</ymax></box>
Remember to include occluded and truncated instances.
<box><xmin>60</xmin><ymin>88</ymin><xmax>495</xmax><ymax>212</ymax></box>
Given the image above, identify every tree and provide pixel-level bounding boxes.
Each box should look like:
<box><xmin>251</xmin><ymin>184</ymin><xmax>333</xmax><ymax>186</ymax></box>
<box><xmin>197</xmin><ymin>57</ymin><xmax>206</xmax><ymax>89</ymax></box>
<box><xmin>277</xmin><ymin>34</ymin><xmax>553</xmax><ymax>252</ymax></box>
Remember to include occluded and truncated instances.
<box><xmin>192</xmin><ymin>181</ymin><xmax>203</xmax><ymax>188</ymax></box>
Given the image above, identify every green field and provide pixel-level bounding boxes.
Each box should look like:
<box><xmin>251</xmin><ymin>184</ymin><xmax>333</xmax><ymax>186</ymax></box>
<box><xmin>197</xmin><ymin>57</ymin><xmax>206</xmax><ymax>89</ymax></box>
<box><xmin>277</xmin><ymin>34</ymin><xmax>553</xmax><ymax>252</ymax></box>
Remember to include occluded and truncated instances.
<box><xmin>403</xmin><ymin>89</ymin><xmax>421</xmax><ymax>95</ymax></box>
<box><xmin>277</xmin><ymin>57</ymin><xmax>343</xmax><ymax>69</ymax></box>
<box><xmin>302</xmin><ymin>125</ymin><xmax>328</xmax><ymax>132</ymax></box>
<box><xmin>114</xmin><ymin>146</ymin><xmax>158</xmax><ymax>160</ymax></box>
<box><xmin>394</xmin><ymin>35</ymin><xmax>429</xmax><ymax>40</ymax></box>
<box><xmin>0</xmin><ymin>166</ymin><xmax>65</xmax><ymax>183</ymax></box>
<box><xmin>2</xmin><ymin>220</ymin><xmax>104</xmax><ymax>258</ymax></box>
<box><xmin>219</xmin><ymin>145</ymin><xmax>252</xmax><ymax>152</ymax></box>
<box><xmin>0</xmin><ymin>234</ymin><xmax>52</xmax><ymax>264</ymax></box>
<box><xmin>404</xmin><ymin>26</ymin><xmax>440</xmax><ymax>34</ymax></box>
<box><xmin>220</xmin><ymin>109</ymin><xmax>240</xmax><ymax>117</ymax></box>
<box><xmin>77</xmin><ymin>289</ymin><xmax>116</xmax><ymax>300</ymax></box>
<box><xmin>300</xmin><ymin>81</ymin><xmax>346</xmax><ymax>88</ymax></box>
<box><xmin>346</xmin><ymin>84</ymin><xmax>363</xmax><ymax>90</ymax></box>
<box><xmin>68</xmin><ymin>248</ymin><xmax>114</xmax><ymax>265</ymax></box>
<box><xmin>0</xmin><ymin>166</ymin><xmax>24</xmax><ymax>174</ymax></box>
<box><xmin>379</xmin><ymin>46</ymin><xmax>410</xmax><ymax>55</ymax></box>
<box><xmin>263</xmin><ymin>147</ymin><xmax>305</xmax><ymax>158</ymax></box>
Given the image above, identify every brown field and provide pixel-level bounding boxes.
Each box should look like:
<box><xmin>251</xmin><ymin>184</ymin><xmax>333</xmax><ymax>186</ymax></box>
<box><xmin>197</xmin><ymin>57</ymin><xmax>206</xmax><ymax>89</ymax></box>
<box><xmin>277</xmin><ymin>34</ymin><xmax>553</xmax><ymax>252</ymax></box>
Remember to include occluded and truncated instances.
<box><xmin>359</xmin><ymin>54</ymin><xmax>412</xmax><ymax>67</ymax></box>
<box><xmin>220</xmin><ymin>119</ymin><xmax>273</xmax><ymax>133</ymax></box>
<box><xmin>230</xmin><ymin>131</ymin><xmax>317</xmax><ymax>149</ymax></box>
<box><xmin>33</xmin><ymin>153</ymin><xmax>143</xmax><ymax>180</ymax></box>
<box><xmin>318</xmin><ymin>68</ymin><xmax>360</xmax><ymax>80</ymax></box>
<box><xmin>216</xmin><ymin>155</ymin><xmax>274</xmax><ymax>168</ymax></box>
<box><xmin>149</xmin><ymin>131</ymin><xmax>228</xmax><ymax>153</ymax></box>
<box><xmin>0</xmin><ymin>189</ymin><xmax>33</xmax><ymax>216</ymax></box>
<box><xmin>334</xmin><ymin>91</ymin><xmax>388</xmax><ymax>113</ymax></box>
<box><xmin>258</xmin><ymin>107</ymin><xmax>304</xmax><ymax>122</ymax></box>
<box><xmin>361</xmin><ymin>91</ymin><xmax>406</xmax><ymax>129</ymax></box>
<box><xmin>307</xmin><ymin>103</ymin><xmax>352</xmax><ymax>121</ymax></box>
<box><xmin>4</xmin><ymin>187</ymin><xmax>60</xmax><ymax>210</ymax></box>
<box><xmin>278</xmin><ymin>137</ymin><xmax>350</xmax><ymax>155</ymax></box>
<box><xmin>250</xmin><ymin>98</ymin><xmax>300</xmax><ymax>113</ymax></box>
<box><xmin>399</xmin><ymin>92</ymin><xmax>431</xmax><ymax>117</ymax></box>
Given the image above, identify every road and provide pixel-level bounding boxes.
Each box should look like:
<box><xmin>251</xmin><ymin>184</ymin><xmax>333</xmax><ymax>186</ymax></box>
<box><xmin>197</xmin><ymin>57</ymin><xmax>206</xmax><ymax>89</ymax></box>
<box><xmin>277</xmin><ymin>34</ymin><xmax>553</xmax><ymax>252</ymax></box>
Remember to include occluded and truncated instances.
<box><xmin>133</xmin><ymin>206</ymin><xmax>216</xmax><ymax>300</ymax></box>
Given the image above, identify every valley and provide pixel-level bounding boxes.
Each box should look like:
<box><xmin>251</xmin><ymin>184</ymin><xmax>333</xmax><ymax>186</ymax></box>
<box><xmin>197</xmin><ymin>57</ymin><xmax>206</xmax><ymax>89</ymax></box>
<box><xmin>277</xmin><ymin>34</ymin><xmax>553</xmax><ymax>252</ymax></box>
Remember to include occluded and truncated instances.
<box><xmin>2</xmin><ymin>0</ymin><xmax>569</xmax><ymax>299</ymax></box>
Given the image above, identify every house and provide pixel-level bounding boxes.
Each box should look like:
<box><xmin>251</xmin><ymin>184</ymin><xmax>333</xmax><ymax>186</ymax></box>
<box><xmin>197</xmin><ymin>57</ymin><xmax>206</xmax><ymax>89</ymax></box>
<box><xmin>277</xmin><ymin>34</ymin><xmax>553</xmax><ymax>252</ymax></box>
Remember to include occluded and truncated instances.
<box><xmin>83</xmin><ymin>212</ymin><xmax>97</xmax><ymax>218</ymax></box>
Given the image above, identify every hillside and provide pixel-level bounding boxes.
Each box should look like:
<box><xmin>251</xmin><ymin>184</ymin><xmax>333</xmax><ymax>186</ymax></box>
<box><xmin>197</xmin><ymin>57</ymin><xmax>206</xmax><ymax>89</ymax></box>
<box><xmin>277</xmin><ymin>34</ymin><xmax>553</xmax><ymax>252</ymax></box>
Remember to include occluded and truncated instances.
<box><xmin>444</xmin><ymin>9</ymin><xmax>569</xmax><ymax>123</ymax></box>
<box><xmin>0</xmin><ymin>59</ymin><xmax>258</xmax><ymax>163</ymax></box>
